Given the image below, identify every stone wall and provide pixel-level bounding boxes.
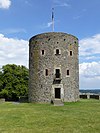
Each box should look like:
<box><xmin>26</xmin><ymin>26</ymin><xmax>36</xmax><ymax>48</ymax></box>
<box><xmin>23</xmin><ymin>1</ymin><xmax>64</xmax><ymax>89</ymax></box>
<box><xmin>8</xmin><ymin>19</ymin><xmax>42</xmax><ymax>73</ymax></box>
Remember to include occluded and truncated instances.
<box><xmin>0</xmin><ymin>98</ymin><xmax>5</xmax><ymax>103</ymax></box>
<box><xmin>29</xmin><ymin>32</ymin><xmax>79</xmax><ymax>103</ymax></box>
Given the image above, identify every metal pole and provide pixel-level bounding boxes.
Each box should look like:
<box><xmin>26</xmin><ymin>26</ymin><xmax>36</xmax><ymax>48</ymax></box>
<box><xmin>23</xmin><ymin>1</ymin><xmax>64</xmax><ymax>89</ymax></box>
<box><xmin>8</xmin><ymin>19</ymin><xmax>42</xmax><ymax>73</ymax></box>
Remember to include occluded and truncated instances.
<box><xmin>52</xmin><ymin>8</ymin><xmax>54</xmax><ymax>32</ymax></box>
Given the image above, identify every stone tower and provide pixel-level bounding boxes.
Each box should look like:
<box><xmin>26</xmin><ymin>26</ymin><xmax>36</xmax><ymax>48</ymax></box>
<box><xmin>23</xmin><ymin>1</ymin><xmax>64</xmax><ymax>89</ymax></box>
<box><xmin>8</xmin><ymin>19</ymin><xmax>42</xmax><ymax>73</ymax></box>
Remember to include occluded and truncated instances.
<box><xmin>29</xmin><ymin>32</ymin><xmax>79</xmax><ymax>103</ymax></box>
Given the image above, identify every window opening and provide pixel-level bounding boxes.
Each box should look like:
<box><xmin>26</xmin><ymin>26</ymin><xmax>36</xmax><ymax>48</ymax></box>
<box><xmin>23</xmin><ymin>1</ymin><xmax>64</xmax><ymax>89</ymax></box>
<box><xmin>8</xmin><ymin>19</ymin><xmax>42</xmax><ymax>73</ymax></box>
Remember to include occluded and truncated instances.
<box><xmin>67</xmin><ymin>70</ymin><xmax>69</xmax><ymax>76</ymax></box>
<box><xmin>70</xmin><ymin>51</ymin><xmax>73</xmax><ymax>56</ymax></box>
<box><xmin>42</xmin><ymin>50</ymin><xmax>44</xmax><ymax>55</ymax></box>
<box><xmin>56</xmin><ymin>49</ymin><xmax>59</xmax><ymax>55</ymax></box>
<box><xmin>45</xmin><ymin>69</ymin><xmax>48</xmax><ymax>76</ymax></box>
<box><xmin>48</xmin><ymin>38</ymin><xmax>51</xmax><ymax>41</ymax></box>
<box><xmin>55</xmin><ymin>69</ymin><xmax>60</xmax><ymax>78</ymax></box>
<box><xmin>74</xmin><ymin>41</ymin><xmax>77</xmax><ymax>44</ymax></box>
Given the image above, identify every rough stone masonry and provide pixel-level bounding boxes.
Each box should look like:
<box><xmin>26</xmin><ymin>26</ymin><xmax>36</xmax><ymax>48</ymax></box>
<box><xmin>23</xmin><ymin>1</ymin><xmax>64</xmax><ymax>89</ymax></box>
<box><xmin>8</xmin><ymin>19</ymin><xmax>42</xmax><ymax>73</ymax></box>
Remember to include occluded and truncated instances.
<box><xmin>28</xmin><ymin>32</ymin><xmax>79</xmax><ymax>103</ymax></box>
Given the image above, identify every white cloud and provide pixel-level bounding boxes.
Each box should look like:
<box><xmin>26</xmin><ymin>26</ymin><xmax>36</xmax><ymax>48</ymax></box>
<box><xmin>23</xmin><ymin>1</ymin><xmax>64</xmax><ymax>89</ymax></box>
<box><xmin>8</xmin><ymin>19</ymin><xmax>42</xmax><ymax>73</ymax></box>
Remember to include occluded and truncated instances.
<box><xmin>25</xmin><ymin>0</ymin><xmax>32</xmax><ymax>6</ymax></box>
<box><xmin>0</xmin><ymin>34</ymin><xmax>28</xmax><ymax>68</ymax></box>
<box><xmin>0</xmin><ymin>0</ymin><xmax>11</xmax><ymax>9</ymax></box>
<box><xmin>79</xmin><ymin>62</ymin><xmax>100</xmax><ymax>78</ymax></box>
<box><xmin>79</xmin><ymin>62</ymin><xmax>100</xmax><ymax>89</ymax></box>
<box><xmin>79</xmin><ymin>34</ymin><xmax>100</xmax><ymax>56</ymax></box>
<box><xmin>53</xmin><ymin>0</ymin><xmax>70</xmax><ymax>7</ymax></box>
<box><xmin>79</xmin><ymin>34</ymin><xmax>100</xmax><ymax>89</ymax></box>
<box><xmin>47</xmin><ymin>22</ymin><xmax>53</xmax><ymax>28</ymax></box>
<box><xmin>73</xmin><ymin>15</ymin><xmax>81</xmax><ymax>20</ymax></box>
<box><xmin>40</xmin><ymin>21</ymin><xmax>53</xmax><ymax>29</ymax></box>
<box><xmin>0</xmin><ymin>28</ymin><xmax>26</xmax><ymax>34</ymax></box>
<box><xmin>73</xmin><ymin>9</ymin><xmax>87</xmax><ymax>20</ymax></box>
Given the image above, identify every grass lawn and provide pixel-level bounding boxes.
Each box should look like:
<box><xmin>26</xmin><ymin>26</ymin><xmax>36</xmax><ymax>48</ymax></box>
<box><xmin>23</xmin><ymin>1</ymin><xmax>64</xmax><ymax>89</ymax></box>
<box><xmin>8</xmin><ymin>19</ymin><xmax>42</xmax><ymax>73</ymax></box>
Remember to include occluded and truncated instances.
<box><xmin>0</xmin><ymin>99</ymin><xmax>100</xmax><ymax>133</ymax></box>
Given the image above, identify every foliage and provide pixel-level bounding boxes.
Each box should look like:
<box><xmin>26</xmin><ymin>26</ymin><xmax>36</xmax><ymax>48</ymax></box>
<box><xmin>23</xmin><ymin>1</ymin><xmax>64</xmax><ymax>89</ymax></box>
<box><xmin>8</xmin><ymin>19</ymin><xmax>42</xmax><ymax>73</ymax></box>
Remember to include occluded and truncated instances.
<box><xmin>0</xmin><ymin>64</ymin><xmax>29</xmax><ymax>101</ymax></box>
<box><xmin>0</xmin><ymin>70</ymin><xmax>3</xmax><ymax>91</ymax></box>
<box><xmin>0</xmin><ymin>100</ymin><xmax>100</xmax><ymax>133</ymax></box>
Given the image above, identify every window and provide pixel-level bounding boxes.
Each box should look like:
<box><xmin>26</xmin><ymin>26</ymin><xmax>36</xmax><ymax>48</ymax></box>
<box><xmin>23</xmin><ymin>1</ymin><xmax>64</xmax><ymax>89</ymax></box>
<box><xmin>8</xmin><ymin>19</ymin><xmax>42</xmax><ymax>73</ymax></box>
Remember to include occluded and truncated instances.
<box><xmin>56</xmin><ymin>49</ymin><xmax>59</xmax><ymax>55</ymax></box>
<box><xmin>55</xmin><ymin>69</ymin><xmax>60</xmax><ymax>78</ymax></box>
<box><xmin>54</xmin><ymin>49</ymin><xmax>61</xmax><ymax>55</ymax></box>
<box><xmin>67</xmin><ymin>70</ymin><xmax>69</xmax><ymax>76</ymax></box>
<box><xmin>45</xmin><ymin>69</ymin><xmax>48</xmax><ymax>76</ymax></box>
<box><xmin>70</xmin><ymin>51</ymin><xmax>73</xmax><ymax>56</ymax></box>
<box><xmin>74</xmin><ymin>41</ymin><xmax>77</xmax><ymax>44</ymax></box>
<box><xmin>42</xmin><ymin>50</ymin><xmax>44</xmax><ymax>55</ymax></box>
<box><xmin>41</xmin><ymin>50</ymin><xmax>45</xmax><ymax>56</ymax></box>
<box><xmin>55</xmin><ymin>49</ymin><xmax>61</xmax><ymax>55</ymax></box>
<box><xmin>48</xmin><ymin>38</ymin><xmax>51</xmax><ymax>41</ymax></box>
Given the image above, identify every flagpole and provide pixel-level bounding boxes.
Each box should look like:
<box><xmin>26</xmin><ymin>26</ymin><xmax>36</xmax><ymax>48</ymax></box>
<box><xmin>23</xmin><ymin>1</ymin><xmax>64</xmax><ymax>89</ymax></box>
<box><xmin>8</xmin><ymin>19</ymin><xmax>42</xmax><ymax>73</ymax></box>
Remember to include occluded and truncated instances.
<box><xmin>52</xmin><ymin>8</ymin><xmax>54</xmax><ymax>32</ymax></box>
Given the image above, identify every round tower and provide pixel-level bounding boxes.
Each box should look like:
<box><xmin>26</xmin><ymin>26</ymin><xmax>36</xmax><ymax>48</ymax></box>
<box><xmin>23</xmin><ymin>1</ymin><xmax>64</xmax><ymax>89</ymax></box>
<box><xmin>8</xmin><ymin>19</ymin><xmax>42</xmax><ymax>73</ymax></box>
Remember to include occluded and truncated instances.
<box><xmin>29</xmin><ymin>32</ymin><xmax>79</xmax><ymax>103</ymax></box>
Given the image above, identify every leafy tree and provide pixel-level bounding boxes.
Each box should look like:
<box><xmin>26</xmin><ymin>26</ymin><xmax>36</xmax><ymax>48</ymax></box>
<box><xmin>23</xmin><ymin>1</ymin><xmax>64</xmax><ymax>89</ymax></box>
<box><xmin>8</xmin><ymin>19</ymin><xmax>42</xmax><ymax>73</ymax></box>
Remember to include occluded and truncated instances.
<box><xmin>0</xmin><ymin>70</ymin><xmax>3</xmax><ymax>92</ymax></box>
<box><xmin>0</xmin><ymin>64</ymin><xmax>29</xmax><ymax>101</ymax></box>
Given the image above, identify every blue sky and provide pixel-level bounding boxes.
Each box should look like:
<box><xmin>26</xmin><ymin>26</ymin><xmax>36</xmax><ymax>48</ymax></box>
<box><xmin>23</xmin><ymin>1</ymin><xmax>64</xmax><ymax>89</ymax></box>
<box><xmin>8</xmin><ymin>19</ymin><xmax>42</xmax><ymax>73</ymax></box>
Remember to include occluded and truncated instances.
<box><xmin>0</xmin><ymin>0</ymin><xmax>100</xmax><ymax>89</ymax></box>
<box><xmin>0</xmin><ymin>0</ymin><xmax>100</xmax><ymax>40</ymax></box>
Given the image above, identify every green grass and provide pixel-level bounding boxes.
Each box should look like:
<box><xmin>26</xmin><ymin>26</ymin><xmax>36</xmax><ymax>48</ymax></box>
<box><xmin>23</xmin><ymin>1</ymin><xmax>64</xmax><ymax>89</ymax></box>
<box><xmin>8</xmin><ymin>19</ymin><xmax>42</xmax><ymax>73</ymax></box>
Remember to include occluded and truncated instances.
<box><xmin>0</xmin><ymin>100</ymin><xmax>100</xmax><ymax>133</ymax></box>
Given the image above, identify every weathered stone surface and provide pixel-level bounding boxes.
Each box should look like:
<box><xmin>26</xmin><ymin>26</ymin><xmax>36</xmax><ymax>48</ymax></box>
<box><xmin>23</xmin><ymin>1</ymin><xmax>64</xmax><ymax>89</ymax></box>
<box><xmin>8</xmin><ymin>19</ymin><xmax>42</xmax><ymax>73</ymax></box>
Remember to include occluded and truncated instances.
<box><xmin>29</xmin><ymin>32</ymin><xmax>79</xmax><ymax>103</ymax></box>
<box><xmin>53</xmin><ymin>99</ymin><xmax>64</xmax><ymax>106</ymax></box>
<box><xmin>0</xmin><ymin>98</ymin><xmax>5</xmax><ymax>103</ymax></box>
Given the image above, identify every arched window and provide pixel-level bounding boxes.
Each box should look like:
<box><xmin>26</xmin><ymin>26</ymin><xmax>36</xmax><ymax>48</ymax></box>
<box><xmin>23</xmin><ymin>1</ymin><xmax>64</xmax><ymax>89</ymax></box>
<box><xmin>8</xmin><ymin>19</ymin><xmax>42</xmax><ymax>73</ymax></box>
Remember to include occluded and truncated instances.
<box><xmin>41</xmin><ymin>50</ymin><xmax>45</xmax><ymax>56</ymax></box>
<box><xmin>54</xmin><ymin>49</ymin><xmax>61</xmax><ymax>55</ymax></box>
<box><xmin>56</xmin><ymin>49</ymin><xmax>59</xmax><ymax>55</ymax></box>
<box><xmin>70</xmin><ymin>51</ymin><xmax>73</xmax><ymax>56</ymax></box>
<box><xmin>42</xmin><ymin>50</ymin><xmax>44</xmax><ymax>55</ymax></box>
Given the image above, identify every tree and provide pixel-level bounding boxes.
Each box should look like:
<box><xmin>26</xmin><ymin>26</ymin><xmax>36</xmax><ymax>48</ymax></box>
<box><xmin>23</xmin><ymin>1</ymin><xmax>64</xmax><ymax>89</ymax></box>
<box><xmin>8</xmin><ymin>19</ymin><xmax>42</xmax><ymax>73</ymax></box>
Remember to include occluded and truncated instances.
<box><xmin>0</xmin><ymin>64</ymin><xmax>29</xmax><ymax>101</ymax></box>
<box><xmin>0</xmin><ymin>70</ymin><xmax>3</xmax><ymax>91</ymax></box>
